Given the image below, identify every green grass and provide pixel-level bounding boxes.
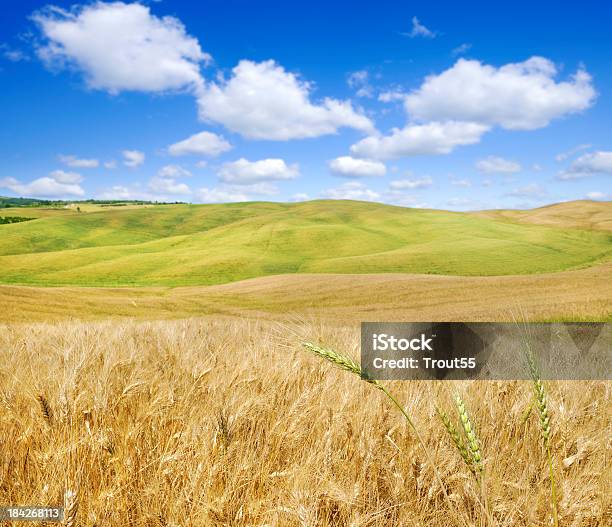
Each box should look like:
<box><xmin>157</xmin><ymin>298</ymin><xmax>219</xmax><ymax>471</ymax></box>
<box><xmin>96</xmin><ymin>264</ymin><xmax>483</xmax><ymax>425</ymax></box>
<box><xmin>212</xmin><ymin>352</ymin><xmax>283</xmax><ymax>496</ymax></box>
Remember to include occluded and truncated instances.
<box><xmin>0</xmin><ymin>200</ymin><xmax>610</xmax><ymax>286</ymax></box>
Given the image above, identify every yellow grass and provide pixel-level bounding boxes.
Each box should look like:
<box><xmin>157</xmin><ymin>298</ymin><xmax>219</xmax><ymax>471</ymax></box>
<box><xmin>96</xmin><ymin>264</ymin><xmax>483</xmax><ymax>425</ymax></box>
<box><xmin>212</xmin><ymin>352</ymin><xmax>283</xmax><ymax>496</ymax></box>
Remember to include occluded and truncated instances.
<box><xmin>0</xmin><ymin>318</ymin><xmax>609</xmax><ymax>526</ymax></box>
<box><xmin>471</xmin><ymin>200</ymin><xmax>612</xmax><ymax>232</ymax></box>
<box><xmin>1</xmin><ymin>261</ymin><xmax>611</xmax><ymax>323</ymax></box>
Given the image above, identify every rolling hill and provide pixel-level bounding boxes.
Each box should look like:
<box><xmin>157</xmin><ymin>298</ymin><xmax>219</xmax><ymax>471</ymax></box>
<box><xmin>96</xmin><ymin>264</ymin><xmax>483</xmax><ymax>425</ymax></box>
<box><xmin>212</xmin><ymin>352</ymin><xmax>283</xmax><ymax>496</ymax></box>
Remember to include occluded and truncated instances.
<box><xmin>0</xmin><ymin>200</ymin><xmax>610</xmax><ymax>287</ymax></box>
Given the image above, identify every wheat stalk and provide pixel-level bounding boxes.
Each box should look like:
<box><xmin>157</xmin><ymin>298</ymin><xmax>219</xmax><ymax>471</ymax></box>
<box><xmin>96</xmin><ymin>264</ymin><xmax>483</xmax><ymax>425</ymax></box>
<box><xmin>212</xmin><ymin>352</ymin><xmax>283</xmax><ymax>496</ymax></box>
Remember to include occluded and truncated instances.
<box><xmin>64</xmin><ymin>489</ymin><xmax>78</xmax><ymax>527</ymax></box>
<box><xmin>301</xmin><ymin>341</ymin><xmax>466</xmax><ymax>526</ymax></box>
<box><xmin>526</xmin><ymin>347</ymin><xmax>559</xmax><ymax>527</ymax></box>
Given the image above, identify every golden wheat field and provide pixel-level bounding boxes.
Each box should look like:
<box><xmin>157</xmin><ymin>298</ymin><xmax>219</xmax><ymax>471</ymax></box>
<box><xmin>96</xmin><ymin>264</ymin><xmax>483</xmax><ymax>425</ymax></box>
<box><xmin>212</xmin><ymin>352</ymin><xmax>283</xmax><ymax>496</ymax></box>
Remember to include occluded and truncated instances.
<box><xmin>0</xmin><ymin>317</ymin><xmax>609</xmax><ymax>526</ymax></box>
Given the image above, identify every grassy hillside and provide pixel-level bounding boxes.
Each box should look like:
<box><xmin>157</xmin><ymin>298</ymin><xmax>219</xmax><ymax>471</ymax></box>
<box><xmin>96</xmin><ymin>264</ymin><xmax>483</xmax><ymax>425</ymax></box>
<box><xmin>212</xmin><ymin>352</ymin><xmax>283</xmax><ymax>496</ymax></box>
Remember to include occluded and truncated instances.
<box><xmin>1</xmin><ymin>262</ymin><xmax>610</xmax><ymax>322</ymax></box>
<box><xmin>471</xmin><ymin>200</ymin><xmax>612</xmax><ymax>231</ymax></box>
<box><xmin>0</xmin><ymin>200</ymin><xmax>610</xmax><ymax>286</ymax></box>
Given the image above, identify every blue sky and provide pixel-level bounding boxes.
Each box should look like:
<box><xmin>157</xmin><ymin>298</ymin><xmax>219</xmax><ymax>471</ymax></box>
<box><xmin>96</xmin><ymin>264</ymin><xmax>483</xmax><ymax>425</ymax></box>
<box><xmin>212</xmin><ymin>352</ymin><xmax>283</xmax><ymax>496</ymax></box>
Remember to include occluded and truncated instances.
<box><xmin>1</xmin><ymin>0</ymin><xmax>611</xmax><ymax>210</ymax></box>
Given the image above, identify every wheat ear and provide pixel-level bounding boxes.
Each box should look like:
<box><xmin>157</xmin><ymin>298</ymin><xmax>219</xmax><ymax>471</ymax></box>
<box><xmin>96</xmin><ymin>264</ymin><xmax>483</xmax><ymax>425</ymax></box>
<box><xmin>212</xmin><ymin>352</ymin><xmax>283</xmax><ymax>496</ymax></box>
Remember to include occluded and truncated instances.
<box><xmin>437</xmin><ymin>406</ymin><xmax>475</xmax><ymax>475</ymax></box>
<box><xmin>454</xmin><ymin>394</ymin><xmax>483</xmax><ymax>476</ymax></box>
<box><xmin>527</xmin><ymin>351</ymin><xmax>558</xmax><ymax>527</ymax></box>
<box><xmin>36</xmin><ymin>394</ymin><xmax>53</xmax><ymax>425</ymax></box>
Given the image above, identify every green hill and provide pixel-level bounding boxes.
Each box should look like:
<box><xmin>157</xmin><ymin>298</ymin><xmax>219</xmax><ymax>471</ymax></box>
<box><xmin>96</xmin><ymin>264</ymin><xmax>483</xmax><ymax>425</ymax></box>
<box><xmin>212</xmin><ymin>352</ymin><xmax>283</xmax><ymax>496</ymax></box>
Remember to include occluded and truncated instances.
<box><xmin>0</xmin><ymin>200</ymin><xmax>610</xmax><ymax>286</ymax></box>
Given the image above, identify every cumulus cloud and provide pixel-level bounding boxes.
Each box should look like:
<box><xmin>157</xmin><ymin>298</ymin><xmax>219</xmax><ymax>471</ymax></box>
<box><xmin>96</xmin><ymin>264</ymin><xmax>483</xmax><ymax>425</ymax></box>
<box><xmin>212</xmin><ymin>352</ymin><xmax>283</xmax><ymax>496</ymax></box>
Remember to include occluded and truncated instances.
<box><xmin>195</xmin><ymin>183</ymin><xmax>278</xmax><ymax>203</ymax></box>
<box><xmin>351</xmin><ymin>121</ymin><xmax>488</xmax><ymax>159</ymax></box>
<box><xmin>558</xmin><ymin>151</ymin><xmax>612</xmax><ymax>179</ymax></box>
<box><xmin>320</xmin><ymin>181</ymin><xmax>380</xmax><ymax>201</ymax></box>
<box><xmin>148</xmin><ymin>164</ymin><xmax>192</xmax><ymax>196</ymax></box>
<box><xmin>157</xmin><ymin>164</ymin><xmax>192</xmax><ymax>179</ymax></box>
<box><xmin>0</xmin><ymin>170</ymin><xmax>84</xmax><ymax>197</ymax></box>
<box><xmin>506</xmin><ymin>183</ymin><xmax>547</xmax><ymax>199</ymax></box>
<box><xmin>196</xmin><ymin>187</ymin><xmax>248</xmax><ymax>203</ymax></box>
<box><xmin>197</xmin><ymin>60</ymin><xmax>375</xmax><ymax>140</ymax></box>
<box><xmin>585</xmin><ymin>191</ymin><xmax>607</xmax><ymax>200</ymax></box>
<box><xmin>347</xmin><ymin>70</ymin><xmax>373</xmax><ymax>98</ymax></box>
<box><xmin>555</xmin><ymin>143</ymin><xmax>592</xmax><ymax>162</ymax></box>
<box><xmin>475</xmin><ymin>156</ymin><xmax>521</xmax><ymax>174</ymax></box>
<box><xmin>451</xmin><ymin>178</ymin><xmax>472</xmax><ymax>187</ymax></box>
<box><xmin>404</xmin><ymin>57</ymin><xmax>596</xmax><ymax>130</ymax></box>
<box><xmin>148</xmin><ymin>176</ymin><xmax>190</xmax><ymax>195</ymax></box>
<box><xmin>97</xmin><ymin>185</ymin><xmax>132</xmax><ymax>200</ymax></box>
<box><xmin>104</xmin><ymin>160</ymin><xmax>117</xmax><ymax>169</ymax></box>
<box><xmin>59</xmin><ymin>154</ymin><xmax>99</xmax><ymax>168</ymax></box>
<box><xmin>33</xmin><ymin>1</ymin><xmax>209</xmax><ymax>94</ymax></box>
<box><xmin>48</xmin><ymin>169</ymin><xmax>83</xmax><ymax>184</ymax></box>
<box><xmin>406</xmin><ymin>16</ymin><xmax>437</xmax><ymax>38</ymax></box>
<box><xmin>378</xmin><ymin>90</ymin><xmax>406</xmax><ymax>103</ymax></box>
<box><xmin>123</xmin><ymin>150</ymin><xmax>145</xmax><ymax>168</ymax></box>
<box><xmin>328</xmin><ymin>156</ymin><xmax>386</xmax><ymax>178</ymax></box>
<box><xmin>168</xmin><ymin>131</ymin><xmax>232</xmax><ymax>157</ymax></box>
<box><xmin>218</xmin><ymin>158</ymin><xmax>299</xmax><ymax>184</ymax></box>
<box><xmin>2</xmin><ymin>46</ymin><xmax>29</xmax><ymax>62</ymax></box>
<box><xmin>389</xmin><ymin>176</ymin><xmax>433</xmax><ymax>190</ymax></box>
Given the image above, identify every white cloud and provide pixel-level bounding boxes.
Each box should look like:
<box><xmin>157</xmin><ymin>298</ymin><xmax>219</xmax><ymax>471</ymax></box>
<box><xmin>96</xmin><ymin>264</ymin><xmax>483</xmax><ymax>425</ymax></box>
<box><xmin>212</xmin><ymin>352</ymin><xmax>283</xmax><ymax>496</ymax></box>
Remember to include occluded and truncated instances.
<box><xmin>157</xmin><ymin>164</ymin><xmax>192</xmax><ymax>179</ymax></box>
<box><xmin>59</xmin><ymin>154</ymin><xmax>99</xmax><ymax>168</ymax></box>
<box><xmin>104</xmin><ymin>160</ymin><xmax>117</xmax><ymax>169</ymax></box>
<box><xmin>291</xmin><ymin>193</ymin><xmax>310</xmax><ymax>202</ymax></box>
<box><xmin>48</xmin><ymin>169</ymin><xmax>83</xmax><ymax>184</ymax></box>
<box><xmin>558</xmin><ymin>151</ymin><xmax>612</xmax><ymax>179</ymax></box>
<box><xmin>195</xmin><ymin>160</ymin><xmax>208</xmax><ymax>168</ymax></box>
<box><xmin>123</xmin><ymin>150</ymin><xmax>145</xmax><ymax>168</ymax></box>
<box><xmin>406</xmin><ymin>16</ymin><xmax>437</xmax><ymax>38</ymax></box>
<box><xmin>168</xmin><ymin>131</ymin><xmax>232</xmax><ymax>157</ymax></box>
<box><xmin>347</xmin><ymin>70</ymin><xmax>373</xmax><ymax>98</ymax></box>
<box><xmin>98</xmin><ymin>185</ymin><xmax>132</xmax><ymax>200</ymax></box>
<box><xmin>148</xmin><ymin>176</ymin><xmax>191</xmax><ymax>195</ymax></box>
<box><xmin>506</xmin><ymin>183</ymin><xmax>547</xmax><ymax>198</ymax></box>
<box><xmin>389</xmin><ymin>176</ymin><xmax>433</xmax><ymax>190</ymax></box>
<box><xmin>451</xmin><ymin>43</ymin><xmax>472</xmax><ymax>56</ymax></box>
<box><xmin>475</xmin><ymin>156</ymin><xmax>521</xmax><ymax>174</ymax></box>
<box><xmin>0</xmin><ymin>170</ymin><xmax>84</xmax><ymax>198</ymax></box>
<box><xmin>196</xmin><ymin>187</ymin><xmax>249</xmax><ymax>203</ymax></box>
<box><xmin>328</xmin><ymin>156</ymin><xmax>386</xmax><ymax>178</ymax></box>
<box><xmin>378</xmin><ymin>90</ymin><xmax>406</xmax><ymax>103</ymax></box>
<box><xmin>383</xmin><ymin>190</ymin><xmax>429</xmax><ymax>208</ymax></box>
<box><xmin>555</xmin><ymin>143</ymin><xmax>592</xmax><ymax>162</ymax></box>
<box><xmin>218</xmin><ymin>158</ymin><xmax>299</xmax><ymax>184</ymax></box>
<box><xmin>195</xmin><ymin>182</ymin><xmax>279</xmax><ymax>203</ymax></box>
<box><xmin>404</xmin><ymin>57</ymin><xmax>596</xmax><ymax>130</ymax></box>
<box><xmin>197</xmin><ymin>60</ymin><xmax>375</xmax><ymax>140</ymax></box>
<box><xmin>586</xmin><ymin>191</ymin><xmax>607</xmax><ymax>200</ymax></box>
<box><xmin>148</xmin><ymin>164</ymin><xmax>192</xmax><ymax>196</ymax></box>
<box><xmin>320</xmin><ymin>181</ymin><xmax>380</xmax><ymax>201</ymax></box>
<box><xmin>451</xmin><ymin>178</ymin><xmax>472</xmax><ymax>187</ymax></box>
<box><xmin>33</xmin><ymin>2</ymin><xmax>209</xmax><ymax>94</ymax></box>
<box><xmin>2</xmin><ymin>47</ymin><xmax>28</xmax><ymax>62</ymax></box>
<box><xmin>351</xmin><ymin>121</ymin><xmax>488</xmax><ymax>160</ymax></box>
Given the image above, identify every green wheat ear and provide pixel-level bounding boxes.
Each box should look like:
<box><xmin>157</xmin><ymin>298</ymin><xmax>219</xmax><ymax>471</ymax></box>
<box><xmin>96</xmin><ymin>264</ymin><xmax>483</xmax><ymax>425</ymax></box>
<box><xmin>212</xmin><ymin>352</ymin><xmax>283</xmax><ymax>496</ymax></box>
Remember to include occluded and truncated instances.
<box><xmin>301</xmin><ymin>342</ymin><xmax>382</xmax><ymax>388</ymax></box>
<box><xmin>453</xmin><ymin>394</ymin><xmax>483</xmax><ymax>475</ymax></box>
<box><xmin>437</xmin><ymin>406</ymin><xmax>475</xmax><ymax>475</ymax></box>
<box><xmin>525</xmin><ymin>346</ymin><xmax>558</xmax><ymax>527</ymax></box>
